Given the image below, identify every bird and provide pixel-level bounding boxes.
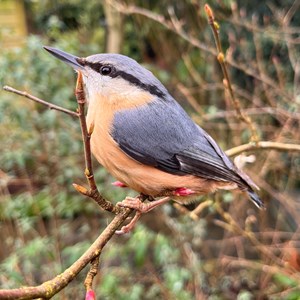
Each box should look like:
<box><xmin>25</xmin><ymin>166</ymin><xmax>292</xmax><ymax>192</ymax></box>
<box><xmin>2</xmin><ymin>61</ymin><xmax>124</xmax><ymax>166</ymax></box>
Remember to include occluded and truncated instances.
<box><xmin>44</xmin><ymin>46</ymin><xmax>264</xmax><ymax>233</ymax></box>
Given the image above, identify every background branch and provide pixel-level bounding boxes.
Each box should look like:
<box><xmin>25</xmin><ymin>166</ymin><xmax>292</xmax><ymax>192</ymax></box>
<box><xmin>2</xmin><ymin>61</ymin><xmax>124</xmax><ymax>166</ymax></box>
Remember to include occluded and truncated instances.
<box><xmin>111</xmin><ymin>1</ymin><xmax>294</xmax><ymax>103</ymax></box>
<box><xmin>225</xmin><ymin>141</ymin><xmax>300</xmax><ymax>157</ymax></box>
<box><xmin>204</xmin><ymin>4</ymin><xmax>259</xmax><ymax>142</ymax></box>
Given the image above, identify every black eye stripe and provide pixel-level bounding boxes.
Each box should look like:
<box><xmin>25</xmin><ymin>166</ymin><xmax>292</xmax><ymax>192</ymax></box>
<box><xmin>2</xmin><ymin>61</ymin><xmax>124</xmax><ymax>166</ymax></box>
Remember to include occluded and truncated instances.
<box><xmin>82</xmin><ymin>61</ymin><xmax>166</xmax><ymax>99</ymax></box>
<box><xmin>83</xmin><ymin>62</ymin><xmax>113</xmax><ymax>74</ymax></box>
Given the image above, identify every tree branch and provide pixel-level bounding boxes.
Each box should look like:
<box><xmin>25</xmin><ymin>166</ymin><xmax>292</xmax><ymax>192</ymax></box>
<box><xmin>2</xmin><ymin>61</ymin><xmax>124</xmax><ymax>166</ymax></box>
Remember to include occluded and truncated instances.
<box><xmin>201</xmin><ymin>107</ymin><xmax>300</xmax><ymax>121</ymax></box>
<box><xmin>2</xmin><ymin>85</ymin><xmax>79</xmax><ymax>117</ymax></box>
<box><xmin>0</xmin><ymin>208</ymin><xmax>132</xmax><ymax>300</ymax></box>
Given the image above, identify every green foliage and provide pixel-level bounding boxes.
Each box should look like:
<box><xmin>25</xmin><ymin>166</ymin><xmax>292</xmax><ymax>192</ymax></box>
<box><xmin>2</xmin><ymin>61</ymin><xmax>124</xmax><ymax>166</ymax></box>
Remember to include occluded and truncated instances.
<box><xmin>98</xmin><ymin>224</ymin><xmax>195</xmax><ymax>299</ymax></box>
<box><xmin>273</xmin><ymin>273</ymin><xmax>298</xmax><ymax>289</ymax></box>
<box><xmin>237</xmin><ymin>290</ymin><xmax>253</xmax><ymax>300</ymax></box>
<box><xmin>1</xmin><ymin>0</ymin><xmax>299</xmax><ymax>299</ymax></box>
<box><xmin>0</xmin><ymin>33</ymin><xmax>113</xmax><ymax>292</ymax></box>
<box><xmin>285</xmin><ymin>291</ymin><xmax>300</xmax><ymax>300</ymax></box>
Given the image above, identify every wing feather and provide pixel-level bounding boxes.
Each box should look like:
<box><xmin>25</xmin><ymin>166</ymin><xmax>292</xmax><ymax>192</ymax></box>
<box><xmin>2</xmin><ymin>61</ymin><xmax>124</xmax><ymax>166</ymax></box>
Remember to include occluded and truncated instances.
<box><xmin>111</xmin><ymin>97</ymin><xmax>257</xmax><ymax>190</ymax></box>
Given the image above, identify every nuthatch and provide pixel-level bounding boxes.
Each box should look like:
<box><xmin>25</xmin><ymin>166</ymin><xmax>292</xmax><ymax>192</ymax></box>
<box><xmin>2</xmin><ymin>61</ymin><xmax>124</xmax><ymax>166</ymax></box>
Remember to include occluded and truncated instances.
<box><xmin>44</xmin><ymin>46</ymin><xmax>264</xmax><ymax>232</ymax></box>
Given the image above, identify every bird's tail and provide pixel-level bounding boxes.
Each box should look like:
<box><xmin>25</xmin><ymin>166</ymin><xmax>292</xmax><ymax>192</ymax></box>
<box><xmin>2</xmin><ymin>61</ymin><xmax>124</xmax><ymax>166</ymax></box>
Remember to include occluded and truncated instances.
<box><xmin>247</xmin><ymin>189</ymin><xmax>265</xmax><ymax>209</ymax></box>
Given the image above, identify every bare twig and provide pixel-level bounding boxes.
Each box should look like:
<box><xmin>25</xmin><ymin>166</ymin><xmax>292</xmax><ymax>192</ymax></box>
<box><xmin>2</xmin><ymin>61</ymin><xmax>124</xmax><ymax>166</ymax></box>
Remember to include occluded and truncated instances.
<box><xmin>214</xmin><ymin>201</ymin><xmax>283</xmax><ymax>266</ymax></box>
<box><xmin>177</xmin><ymin>82</ymin><xmax>204</xmax><ymax>116</ymax></box>
<box><xmin>201</xmin><ymin>107</ymin><xmax>300</xmax><ymax>121</ymax></box>
<box><xmin>2</xmin><ymin>85</ymin><xmax>79</xmax><ymax>117</ymax></box>
<box><xmin>182</xmin><ymin>54</ymin><xmax>205</xmax><ymax>86</ymax></box>
<box><xmin>74</xmin><ymin>72</ymin><xmax>119</xmax><ymax>296</ymax></box>
<box><xmin>84</xmin><ymin>256</ymin><xmax>100</xmax><ymax>293</ymax></box>
<box><xmin>225</xmin><ymin>141</ymin><xmax>300</xmax><ymax>157</ymax></box>
<box><xmin>189</xmin><ymin>199</ymin><xmax>213</xmax><ymax>221</ymax></box>
<box><xmin>248</xmin><ymin>171</ymin><xmax>299</xmax><ymax>223</ymax></box>
<box><xmin>229</xmin><ymin>18</ymin><xmax>300</xmax><ymax>40</ymax></box>
<box><xmin>221</xmin><ymin>256</ymin><xmax>300</xmax><ymax>283</ymax></box>
<box><xmin>75</xmin><ymin>72</ymin><xmax>97</xmax><ymax>190</ymax></box>
<box><xmin>110</xmin><ymin>1</ymin><xmax>215</xmax><ymax>54</ymax></box>
<box><xmin>204</xmin><ymin>4</ymin><xmax>259</xmax><ymax>143</ymax></box>
<box><xmin>282</xmin><ymin>0</ymin><xmax>300</xmax><ymax>26</ymax></box>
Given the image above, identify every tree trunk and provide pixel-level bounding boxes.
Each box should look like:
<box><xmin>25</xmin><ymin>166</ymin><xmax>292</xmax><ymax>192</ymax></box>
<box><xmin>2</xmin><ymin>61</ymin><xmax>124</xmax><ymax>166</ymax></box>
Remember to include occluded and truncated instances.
<box><xmin>103</xmin><ymin>0</ymin><xmax>124</xmax><ymax>53</ymax></box>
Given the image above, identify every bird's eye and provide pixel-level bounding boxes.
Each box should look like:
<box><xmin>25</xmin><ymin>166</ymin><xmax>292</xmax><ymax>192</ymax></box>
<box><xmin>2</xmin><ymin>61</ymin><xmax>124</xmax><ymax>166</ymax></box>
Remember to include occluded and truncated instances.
<box><xmin>100</xmin><ymin>65</ymin><xmax>112</xmax><ymax>76</ymax></box>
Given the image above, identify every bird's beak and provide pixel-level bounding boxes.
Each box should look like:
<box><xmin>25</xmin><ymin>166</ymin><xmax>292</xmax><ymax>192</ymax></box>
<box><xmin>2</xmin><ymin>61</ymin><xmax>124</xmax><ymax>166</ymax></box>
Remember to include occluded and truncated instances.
<box><xmin>43</xmin><ymin>46</ymin><xmax>84</xmax><ymax>71</ymax></box>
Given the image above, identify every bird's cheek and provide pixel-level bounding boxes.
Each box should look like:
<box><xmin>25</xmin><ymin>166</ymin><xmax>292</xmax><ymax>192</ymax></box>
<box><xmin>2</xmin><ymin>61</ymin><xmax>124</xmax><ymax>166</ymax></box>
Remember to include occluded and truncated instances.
<box><xmin>85</xmin><ymin>77</ymin><xmax>100</xmax><ymax>95</ymax></box>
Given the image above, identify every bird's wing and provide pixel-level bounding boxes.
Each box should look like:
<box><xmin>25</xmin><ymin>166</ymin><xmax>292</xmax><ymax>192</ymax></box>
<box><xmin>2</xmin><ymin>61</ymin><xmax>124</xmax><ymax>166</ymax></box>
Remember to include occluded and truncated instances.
<box><xmin>111</xmin><ymin>98</ymin><xmax>255</xmax><ymax>189</ymax></box>
<box><xmin>178</xmin><ymin>126</ymin><xmax>259</xmax><ymax>189</ymax></box>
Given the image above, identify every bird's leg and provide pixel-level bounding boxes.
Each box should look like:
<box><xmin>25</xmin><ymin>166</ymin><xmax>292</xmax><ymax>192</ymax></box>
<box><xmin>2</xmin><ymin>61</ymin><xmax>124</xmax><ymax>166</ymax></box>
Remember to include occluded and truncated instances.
<box><xmin>111</xmin><ymin>181</ymin><xmax>127</xmax><ymax>188</ymax></box>
<box><xmin>115</xmin><ymin>196</ymin><xmax>171</xmax><ymax>234</ymax></box>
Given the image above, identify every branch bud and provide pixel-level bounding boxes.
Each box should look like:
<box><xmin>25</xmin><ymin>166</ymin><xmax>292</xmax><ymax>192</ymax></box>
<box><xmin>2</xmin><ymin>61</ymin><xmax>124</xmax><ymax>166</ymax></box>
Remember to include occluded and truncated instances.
<box><xmin>73</xmin><ymin>183</ymin><xmax>89</xmax><ymax>195</ymax></box>
<box><xmin>213</xmin><ymin>21</ymin><xmax>220</xmax><ymax>30</ymax></box>
<box><xmin>85</xmin><ymin>168</ymin><xmax>91</xmax><ymax>177</ymax></box>
<box><xmin>88</xmin><ymin>122</ymin><xmax>95</xmax><ymax>135</ymax></box>
<box><xmin>76</xmin><ymin>71</ymin><xmax>85</xmax><ymax>104</ymax></box>
<box><xmin>223</xmin><ymin>79</ymin><xmax>228</xmax><ymax>88</ymax></box>
<box><xmin>204</xmin><ymin>4</ymin><xmax>214</xmax><ymax>20</ymax></box>
<box><xmin>217</xmin><ymin>52</ymin><xmax>225</xmax><ymax>63</ymax></box>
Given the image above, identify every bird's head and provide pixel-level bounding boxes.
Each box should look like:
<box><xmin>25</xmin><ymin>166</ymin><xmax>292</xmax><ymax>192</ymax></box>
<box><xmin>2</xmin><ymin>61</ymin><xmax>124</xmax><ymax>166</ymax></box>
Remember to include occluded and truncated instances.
<box><xmin>43</xmin><ymin>46</ymin><xmax>167</xmax><ymax>107</ymax></box>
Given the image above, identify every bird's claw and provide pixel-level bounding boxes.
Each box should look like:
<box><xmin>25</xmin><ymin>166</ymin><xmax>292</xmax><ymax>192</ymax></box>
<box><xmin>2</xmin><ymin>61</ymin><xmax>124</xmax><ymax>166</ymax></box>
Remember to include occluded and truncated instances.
<box><xmin>116</xmin><ymin>196</ymin><xmax>149</xmax><ymax>213</ymax></box>
<box><xmin>115</xmin><ymin>211</ymin><xmax>142</xmax><ymax>235</ymax></box>
<box><xmin>115</xmin><ymin>196</ymin><xmax>171</xmax><ymax>234</ymax></box>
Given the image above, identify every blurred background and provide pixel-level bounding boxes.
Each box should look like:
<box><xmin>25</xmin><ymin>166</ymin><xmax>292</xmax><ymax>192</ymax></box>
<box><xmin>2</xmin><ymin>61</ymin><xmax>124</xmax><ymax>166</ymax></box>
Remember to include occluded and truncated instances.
<box><xmin>0</xmin><ymin>0</ymin><xmax>300</xmax><ymax>299</ymax></box>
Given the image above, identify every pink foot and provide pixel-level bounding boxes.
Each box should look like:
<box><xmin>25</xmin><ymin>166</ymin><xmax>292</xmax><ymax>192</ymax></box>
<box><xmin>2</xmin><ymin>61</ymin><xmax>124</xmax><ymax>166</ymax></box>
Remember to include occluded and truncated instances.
<box><xmin>115</xmin><ymin>196</ymin><xmax>170</xmax><ymax>234</ymax></box>
<box><xmin>112</xmin><ymin>181</ymin><xmax>127</xmax><ymax>188</ymax></box>
<box><xmin>173</xmin><ymin>187</ymin><xmax>196</xmax><ymax>196</ymax></box>
<box><xmin>117</xmin><ymin>197</ymin><xmax>150</xmax><ymax>213</ymax></box>
<box><xmin>85</xmin><ymin>290</ymin><xmax>96</xmax><ymax>300</ymax></box>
